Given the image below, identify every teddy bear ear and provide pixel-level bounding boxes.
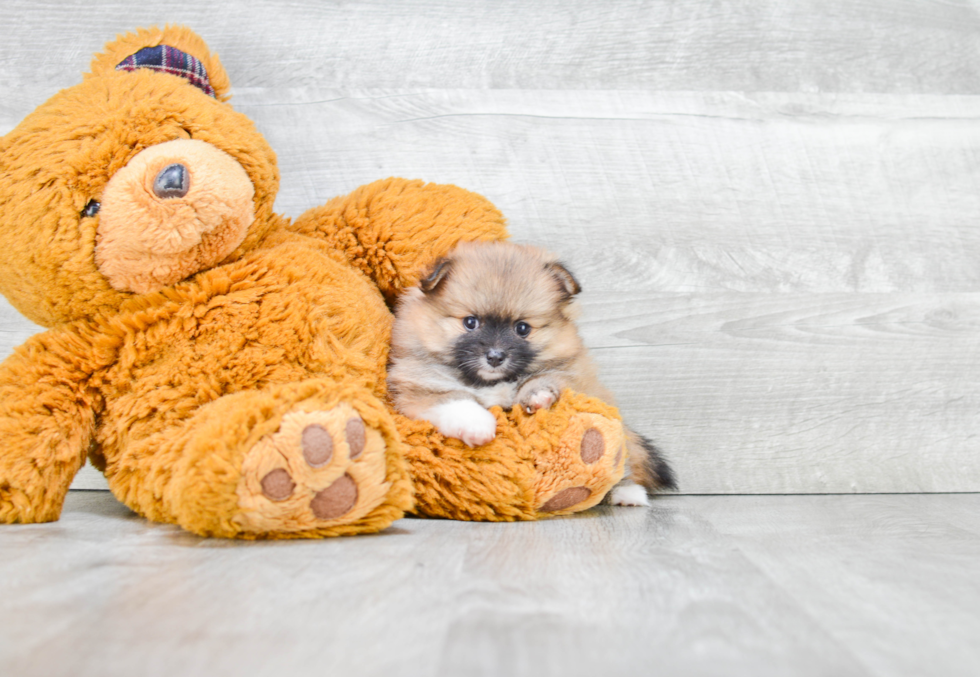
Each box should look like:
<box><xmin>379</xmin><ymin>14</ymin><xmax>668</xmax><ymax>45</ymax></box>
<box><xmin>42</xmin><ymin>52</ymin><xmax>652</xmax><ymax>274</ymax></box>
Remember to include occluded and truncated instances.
<box><xmin>85</xmin><ymin>25</ymin><xmax>232</xmax><ymax>101</ymax></box>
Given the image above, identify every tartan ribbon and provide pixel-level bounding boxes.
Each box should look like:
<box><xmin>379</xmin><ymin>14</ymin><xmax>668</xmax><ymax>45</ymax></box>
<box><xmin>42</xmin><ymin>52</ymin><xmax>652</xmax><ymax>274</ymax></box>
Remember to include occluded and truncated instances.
<box><xmin>116</xmin><ymin>45</ymin><xmax>216</xmax><ymax>98</ymax></box>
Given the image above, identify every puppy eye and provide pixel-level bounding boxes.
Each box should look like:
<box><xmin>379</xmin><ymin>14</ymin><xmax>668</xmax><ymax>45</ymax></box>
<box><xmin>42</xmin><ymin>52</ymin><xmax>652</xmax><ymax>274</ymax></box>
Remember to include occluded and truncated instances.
<box><xmin>463</xmin><ymin>316</ymin><xmax>480</xmax><ymax>331</ymax></box>
<box><xmin>515</xmin><ymin>321</ymin><xmax>531</xmax><ymax>338</ymax></box>
<box><xmin>81</xmin><ymin>200</ymin><xmax>101</xmax><ymax>218</ymax></box>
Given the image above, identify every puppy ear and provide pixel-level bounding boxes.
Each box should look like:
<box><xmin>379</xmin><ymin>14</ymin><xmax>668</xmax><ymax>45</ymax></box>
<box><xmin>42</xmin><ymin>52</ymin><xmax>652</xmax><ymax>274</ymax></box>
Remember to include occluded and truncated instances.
<box><xmin>547</xmin><ymin>262</ymin><xmax>581</xmax><ymax>300</ymax></box>
<box><xmin>419</xmin><ymin>257</ymin><xmax>454</xmax><ymax>294</ymax></box>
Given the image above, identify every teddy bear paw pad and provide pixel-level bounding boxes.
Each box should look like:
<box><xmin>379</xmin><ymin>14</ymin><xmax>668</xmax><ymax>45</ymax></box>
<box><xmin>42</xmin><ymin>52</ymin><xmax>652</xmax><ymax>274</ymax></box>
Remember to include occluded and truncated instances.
<box><xmin>534</xmin><ymin>412</ymin><xmax>627</xmax><ymax>516</ymax></box>
<box><xmin>233</xmin><ymin>405</ymin><xmax>389</xmax><ymax>534</ymax></box>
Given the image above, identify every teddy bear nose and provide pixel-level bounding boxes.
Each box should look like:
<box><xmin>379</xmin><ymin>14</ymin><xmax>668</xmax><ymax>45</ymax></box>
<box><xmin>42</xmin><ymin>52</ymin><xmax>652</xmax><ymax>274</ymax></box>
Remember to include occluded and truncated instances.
<box><xmin>153</xmin><ymin>163</ymin><xmax>189</xmax><ymax>199</ymax></box>
<box><xmin>486</xmin><ymin>348</ymin><xmax>506</xmax><ymax>367</ymax></box>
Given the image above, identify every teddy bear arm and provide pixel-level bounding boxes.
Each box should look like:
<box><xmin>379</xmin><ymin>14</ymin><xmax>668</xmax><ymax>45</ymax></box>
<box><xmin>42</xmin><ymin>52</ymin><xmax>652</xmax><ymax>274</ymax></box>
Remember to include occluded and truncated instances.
<box><xmin>291</xmin><ymin>178</ymin><xmax>509</xmax><ymax>305</ymax></box>
<box><xmin>397</xmin><ymin>391</ymin><xmax>629</xmax><ymax>521</ymax></box>
<box><xmin>0</xmin><ymin>332</ymin><xmax>103</xmax><ymax>523</ymax></box>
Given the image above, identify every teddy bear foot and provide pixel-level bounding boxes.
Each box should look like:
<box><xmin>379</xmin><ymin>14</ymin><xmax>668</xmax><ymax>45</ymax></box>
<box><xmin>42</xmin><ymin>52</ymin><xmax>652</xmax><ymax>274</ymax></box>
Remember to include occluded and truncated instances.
<box><xmin>232</xmin><ymin>404</ymin><xmax>391</xmax><ymax>535</ymax></box>
<box><xmin>533</xmin><ymin>411</ymin><xmax>627</xmax><ymax>516</ymax></box>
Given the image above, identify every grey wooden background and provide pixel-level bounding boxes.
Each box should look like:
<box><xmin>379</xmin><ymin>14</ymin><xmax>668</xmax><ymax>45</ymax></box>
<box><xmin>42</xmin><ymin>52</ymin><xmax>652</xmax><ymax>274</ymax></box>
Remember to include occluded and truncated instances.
<box><xmin>1</xmin><ymin>0</ymin><xmax>978</xmax><ymax>494</ymax></box>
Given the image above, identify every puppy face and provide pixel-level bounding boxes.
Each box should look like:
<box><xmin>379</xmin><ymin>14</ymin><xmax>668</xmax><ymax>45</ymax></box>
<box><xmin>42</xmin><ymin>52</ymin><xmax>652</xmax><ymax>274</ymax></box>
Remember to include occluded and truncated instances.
<box><xmin>394</xmin><ymin>241</ymin><xmax>584</xmax><ymax>387</ymax></box>
<box><xmin>452</xmin><ymin>312</ymin><xmax>536</xmax><ymax>385</ymax></box>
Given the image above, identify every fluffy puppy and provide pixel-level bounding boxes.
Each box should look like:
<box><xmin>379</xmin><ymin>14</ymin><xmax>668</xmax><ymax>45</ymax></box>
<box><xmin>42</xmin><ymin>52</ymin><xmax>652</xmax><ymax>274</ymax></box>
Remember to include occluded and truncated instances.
<box><xmin>387</xmin><ymin>241</ymin><xmax>675</xmax><ymax>505</ymax></box>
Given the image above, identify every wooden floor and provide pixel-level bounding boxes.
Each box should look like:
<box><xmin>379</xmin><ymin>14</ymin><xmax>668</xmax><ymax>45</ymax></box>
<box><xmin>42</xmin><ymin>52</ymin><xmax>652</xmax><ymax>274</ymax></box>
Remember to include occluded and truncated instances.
<box><xmin>0</xmin><ymin>491</ymin><xmax>977</xmax><ymax>677</ymax></box>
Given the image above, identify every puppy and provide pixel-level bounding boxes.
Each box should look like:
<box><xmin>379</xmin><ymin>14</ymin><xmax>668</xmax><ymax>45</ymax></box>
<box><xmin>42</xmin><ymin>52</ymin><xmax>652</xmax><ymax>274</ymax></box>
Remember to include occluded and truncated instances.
<box><xmin>387</xmin><ymin>241</ymin><xmax>676</xmax><ymax>505</ymax></box>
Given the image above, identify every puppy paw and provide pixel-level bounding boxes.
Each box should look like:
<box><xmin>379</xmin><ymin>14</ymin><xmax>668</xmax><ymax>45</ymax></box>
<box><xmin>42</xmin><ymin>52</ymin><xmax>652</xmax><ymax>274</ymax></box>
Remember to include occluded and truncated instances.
<box><xmin>517</xmin><ymin>378</ymin><xmax>561</xmax><ymax>414</ymax></box>
<box><xmin>608</xmin><ymin>483</ymin><xmax>650</xmax><ymax>507</ymax></box>
<box><xmin>520</xmin><ymin>386</ymin><xmax>558</xmax><ymax>414</ymax></box>
<box><xmin>426</xmin><ymin>399</ymin><xmax>497</xmax><ymax>447</ymax></box>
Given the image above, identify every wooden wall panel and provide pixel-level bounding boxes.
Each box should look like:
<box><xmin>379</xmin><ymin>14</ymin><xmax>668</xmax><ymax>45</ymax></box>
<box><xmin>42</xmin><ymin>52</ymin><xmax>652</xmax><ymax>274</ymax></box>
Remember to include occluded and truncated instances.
<box><xmin>1</xmin><ymin>0</ymin><xmax>978</xmax><ymax>94</ymax></box>
<box><xmin>1</xmin><ymin>1</ymin><xmax>977</xmax><ymax>493</ymax></box>
<box><xmin>580</xmin><ymin>293</ymin><xmax>980</xmax><ymax>493</ymax></box>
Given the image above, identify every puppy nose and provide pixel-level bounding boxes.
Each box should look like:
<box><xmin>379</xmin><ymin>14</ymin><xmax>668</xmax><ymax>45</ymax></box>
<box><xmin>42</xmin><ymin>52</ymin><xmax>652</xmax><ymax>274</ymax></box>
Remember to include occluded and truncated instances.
<box><xmin>486</xmin><ymin>348</ymin><xmax>506</xmax><ymax>367</ymax></box>
<box><xmin>153</xmin><ymin>163</ymin><xmax>190</xmax><ymax>199</ymax></box>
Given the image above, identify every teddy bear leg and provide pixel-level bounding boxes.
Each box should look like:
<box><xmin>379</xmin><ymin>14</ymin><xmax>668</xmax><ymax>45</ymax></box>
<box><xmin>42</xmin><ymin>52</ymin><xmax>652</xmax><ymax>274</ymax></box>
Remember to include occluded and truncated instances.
<box><xmin>107</xmin><ymin>379</ymin><xmax>412</xmax><ymax>538</ymax></box>
<box><xmin>232</xmin><ymin>403</ymin><xmax>400</xmax><ymax>536</ymax></box>
<box><xmin>398</xmin><ymin>391</ymin><xmax>626</xmax><ymax>521</ymax></box>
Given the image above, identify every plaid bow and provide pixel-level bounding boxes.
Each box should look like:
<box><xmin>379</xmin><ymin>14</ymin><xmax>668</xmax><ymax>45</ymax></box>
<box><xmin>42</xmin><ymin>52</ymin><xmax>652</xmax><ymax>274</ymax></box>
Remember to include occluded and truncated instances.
<box><xmin>116</xmin><ymin>45</ymin><xmax>216</xmax><ymax>98</ymax></box>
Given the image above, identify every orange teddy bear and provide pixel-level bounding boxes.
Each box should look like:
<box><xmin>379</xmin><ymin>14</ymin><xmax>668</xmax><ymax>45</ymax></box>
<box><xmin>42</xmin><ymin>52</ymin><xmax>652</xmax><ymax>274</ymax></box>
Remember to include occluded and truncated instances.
<box><xmin>0</xmin><ymin>26</ymin><xmax>626</xmax><ymax>538</ymax></box>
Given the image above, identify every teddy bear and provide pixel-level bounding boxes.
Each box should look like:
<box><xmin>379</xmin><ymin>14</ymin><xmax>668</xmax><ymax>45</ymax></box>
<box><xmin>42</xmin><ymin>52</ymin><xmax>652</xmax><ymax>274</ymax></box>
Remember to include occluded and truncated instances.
<box><xmin>0</xmin><ymin>26</ymin><xmax>627</xmax><ymax>538</ymax></box>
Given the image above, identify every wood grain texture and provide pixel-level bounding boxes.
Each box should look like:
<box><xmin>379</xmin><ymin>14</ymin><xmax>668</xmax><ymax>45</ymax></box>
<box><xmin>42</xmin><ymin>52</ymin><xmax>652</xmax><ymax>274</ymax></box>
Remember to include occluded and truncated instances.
<box><xmin>2</xmin><ymin>0</ymin><xmax>979</xmax><ymax>98</ymax></box>
<box><xmin>223</xmin><ymin>90</ymin><xmax>980</xmax><ymax>292</ymax></box>
<box><xmin>582</xmin><ymin>292</ymin><xmax>980</xmax><ymax>493</ymax></box>
<box><xmin>692</xmin><ymin>494</ymin><xmax>980</xmax><ymax>677</ymax></box>
<box><xmin>0</xmin><ymin>2</ymin><xmax>977</xmax><ymax>494</ymax></box>
<box><xmin>1</xmin><ymin>492</ymin><xmax>978</xmax><ymax>677</ymax></box>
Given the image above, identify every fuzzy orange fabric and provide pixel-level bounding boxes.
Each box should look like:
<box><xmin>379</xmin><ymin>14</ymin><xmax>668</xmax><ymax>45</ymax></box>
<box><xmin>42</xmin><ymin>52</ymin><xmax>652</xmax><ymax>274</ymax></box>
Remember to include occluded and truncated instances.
<box><xmin>0</xmin><ymin>26</ymin><xmax>626</xmax><ymax>538</ymax></box>
<box><xmin>400</xmin><ymin>393</ymin><xmax>626</xmax><ymax>521</ymax></box>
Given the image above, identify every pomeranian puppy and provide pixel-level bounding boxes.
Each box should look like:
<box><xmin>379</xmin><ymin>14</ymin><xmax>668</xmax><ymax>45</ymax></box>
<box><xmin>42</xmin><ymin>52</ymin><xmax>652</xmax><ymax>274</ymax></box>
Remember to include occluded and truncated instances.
<box><xmin>387</xmin><ymin>241</ymin><xmax>675</xmax><ymax>505</ymax></box>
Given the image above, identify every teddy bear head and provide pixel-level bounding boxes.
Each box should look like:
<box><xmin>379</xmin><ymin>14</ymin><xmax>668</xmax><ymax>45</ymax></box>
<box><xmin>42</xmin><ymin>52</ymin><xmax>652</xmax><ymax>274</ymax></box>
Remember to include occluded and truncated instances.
<box><xmin>0</xmin><ymin>26</ymin><xmax>281</xmax><ymax>327</ymax></box>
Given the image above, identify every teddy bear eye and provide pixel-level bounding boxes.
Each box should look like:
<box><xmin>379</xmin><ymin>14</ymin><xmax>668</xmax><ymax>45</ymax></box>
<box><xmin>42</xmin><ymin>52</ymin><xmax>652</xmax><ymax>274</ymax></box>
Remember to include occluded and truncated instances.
<box><xmin>515</xmin><ymin>321</ymin><xmax>531</xmax><ymax>338</ymax></box>
<box><xmin>81</xmin><ymin>200</ymin><xmax>101</xmax><ymax>218</ymax></box>
<box><xmin>463</xmin><ymin>316</ymin><xmax>480</xmax><ymax>331</ymax></box>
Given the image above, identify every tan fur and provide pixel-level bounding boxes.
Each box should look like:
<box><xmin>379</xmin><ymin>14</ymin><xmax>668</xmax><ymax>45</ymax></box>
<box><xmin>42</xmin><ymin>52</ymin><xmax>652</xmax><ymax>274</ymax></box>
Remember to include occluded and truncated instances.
<box><xmin>390</xmin><ymin>241</ymin><xmax>668</xmax><ymax>493</ymax></box>
<box><xmin>0</xmin><ymin>27</ymin><xmax>630</xmax><ymax>535</ymax></box>
<box><xmin>390</xmin><ymin>242</ymin><xmax>603</xmax><ymax>406</ymax></box>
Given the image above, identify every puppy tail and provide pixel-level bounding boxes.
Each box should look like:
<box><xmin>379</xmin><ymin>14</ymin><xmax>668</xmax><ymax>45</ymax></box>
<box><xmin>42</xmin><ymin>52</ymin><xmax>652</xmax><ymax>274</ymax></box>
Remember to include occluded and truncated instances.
<box><xmin>625</xmin><ymin>428</ymin><xmax>677</xmax><ymax>492</ymax></box>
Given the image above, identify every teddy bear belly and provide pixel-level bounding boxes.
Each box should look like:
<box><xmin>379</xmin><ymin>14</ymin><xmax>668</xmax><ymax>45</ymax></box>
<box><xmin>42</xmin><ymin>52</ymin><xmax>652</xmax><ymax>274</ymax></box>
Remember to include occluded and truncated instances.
<box><xmin>90</xmin><ymin>241</ymin><xmax>394</xmax><ymax>474</ymax></box>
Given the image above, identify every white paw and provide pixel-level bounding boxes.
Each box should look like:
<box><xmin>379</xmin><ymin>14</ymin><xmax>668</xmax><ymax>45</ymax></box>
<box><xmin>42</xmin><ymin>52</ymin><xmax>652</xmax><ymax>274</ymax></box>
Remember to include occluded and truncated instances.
<box><xmin>609</xmin><ymin>484</ymin><xmax>650</xmax><ymax>507</ymax></box>
<box><xmin>425</xmin><ymin>400</ymin><xmax>497</xmax><ymax>447</ymax></box>
<box><xmin>522</xmin><ymin>388</ymin><xmax>557</xmax><ymax>414</ymax></box>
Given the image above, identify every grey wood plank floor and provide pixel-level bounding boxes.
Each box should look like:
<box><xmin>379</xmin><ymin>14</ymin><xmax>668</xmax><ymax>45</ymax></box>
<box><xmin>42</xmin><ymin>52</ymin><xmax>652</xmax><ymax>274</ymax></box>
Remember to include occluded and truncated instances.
<box><xmin>0</xmin><ymin>491</ymin><xmax>977</xmax><ymax>677</ymax></box>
